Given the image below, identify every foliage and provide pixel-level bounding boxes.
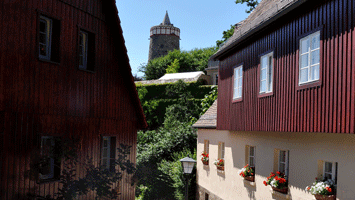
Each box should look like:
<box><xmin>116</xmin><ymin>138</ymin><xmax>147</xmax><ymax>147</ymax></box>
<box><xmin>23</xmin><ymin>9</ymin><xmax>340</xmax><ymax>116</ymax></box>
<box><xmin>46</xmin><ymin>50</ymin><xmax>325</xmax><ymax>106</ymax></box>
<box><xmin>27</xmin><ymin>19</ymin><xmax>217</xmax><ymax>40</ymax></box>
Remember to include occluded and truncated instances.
<box><xmin>264</xmin><ymin>171</ymin><xmax>288</xmax><ymax>189</ymax></box>
<box><xmin>199</xmin><ymin>86</ymin><xmax>218</xmax><ymax>115</ymax></box>
<box><xmin>166</xmin><ymin>59</ymin><xmax>180</xmax><ymax>74</ymax></box>
<box><xmin>136</xmin><ymin>80</ymin><xmax>215</xmax><ymax>129</ymax></box>
<box><xmin>306</xmin><ymin>177</ymin><xmax>335</xmax><ymax>195</ymax></box>
<box><xmin>216</xmin><ymin>25</ymin><xmax>235</xmax><ymax>47</ymax></box>
<box><xmin>26</xmin><ymin>137</ymin><xmax>135</xmax><ymax>200</ymax></box>
<box><xmin>140</xmin><ymin>47</ymin><xmax>218</xmax><ymax>80</ymax></box>
<box><xmin>238</xmin><ymin>164</ymin><xmax>254</xmax><ymax>177</ymax></box>
<box><xmin>235</xmin><ymin>0</ymin><xmax>259</xmax><ymax>13</ymax></box>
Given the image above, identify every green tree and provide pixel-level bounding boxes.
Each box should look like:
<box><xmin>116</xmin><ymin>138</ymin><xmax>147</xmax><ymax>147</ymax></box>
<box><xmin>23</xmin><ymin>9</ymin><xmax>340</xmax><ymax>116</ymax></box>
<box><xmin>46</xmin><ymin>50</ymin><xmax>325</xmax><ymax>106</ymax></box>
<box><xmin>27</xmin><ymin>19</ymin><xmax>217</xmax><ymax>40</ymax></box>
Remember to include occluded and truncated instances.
<box><xmin>166</xmin><ymin>59</ymin><xmax>180</xmax><ymax>74</ymax></box>
<box><xmin>216</xmin><ymin>25</ymin><xmax>235</xmax><ymax>47</ymax></box>
<box><xmin>235</xmin><ymin>0</ymin><xmax>259</xmax><ymax>13</ymax></box>
<box><xmin>140</xmin><ymin>47</ymin><xmax>218</xmax><ymax>80</ymax></box>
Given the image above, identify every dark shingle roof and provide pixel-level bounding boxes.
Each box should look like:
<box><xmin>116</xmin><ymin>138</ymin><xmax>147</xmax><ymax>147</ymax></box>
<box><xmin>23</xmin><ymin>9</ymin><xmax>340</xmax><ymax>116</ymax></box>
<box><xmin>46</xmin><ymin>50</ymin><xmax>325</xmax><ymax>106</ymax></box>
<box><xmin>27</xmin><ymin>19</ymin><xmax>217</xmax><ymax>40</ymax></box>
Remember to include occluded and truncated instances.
<box><xmin>192</xmin><ymin>100</ymin><xmax>218</xmax><ymax>129</ymax></box>
<box><xmin>212</xmin><ymin>0</ymin><xmax>309</xmax><ymax>59</ymax></box>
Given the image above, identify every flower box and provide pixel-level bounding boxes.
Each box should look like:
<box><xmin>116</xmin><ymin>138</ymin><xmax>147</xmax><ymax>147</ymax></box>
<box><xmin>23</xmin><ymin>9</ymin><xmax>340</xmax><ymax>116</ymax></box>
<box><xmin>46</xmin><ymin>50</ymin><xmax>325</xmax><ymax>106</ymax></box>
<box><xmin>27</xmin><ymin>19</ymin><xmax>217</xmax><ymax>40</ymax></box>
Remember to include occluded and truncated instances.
<box><xmin>272</xmin><ymin>186</ymin><xmax>288</xmax><ymax>194</ymax></box>
<box><xmin>244</xmin><ymin>176</ymin><xmax>255</xmax><ymax>182</ymax></box>
<box><xmin>314</xmin><ymin>194</ymin><xmax>336</xmax><ymax>200</ymax></box>
<box><xmin>216</xmin><ymin>165</ymin><xmax>224</xmax><ymax>171</ymax></box>
<box><xmin>202</xmin><ymin>160</ymin><xmax>209</xmax><ymax>165</ymax></box>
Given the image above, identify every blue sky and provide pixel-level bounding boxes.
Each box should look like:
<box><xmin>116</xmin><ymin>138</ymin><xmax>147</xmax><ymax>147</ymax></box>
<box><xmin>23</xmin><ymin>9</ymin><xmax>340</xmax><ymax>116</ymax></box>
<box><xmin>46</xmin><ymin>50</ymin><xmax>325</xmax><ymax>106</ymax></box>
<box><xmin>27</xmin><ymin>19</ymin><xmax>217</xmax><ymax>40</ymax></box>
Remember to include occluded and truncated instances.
<box><xmin>116</xmin><ymin>0</ymin><xmax>249</xmax><ymax>77</ymax></box>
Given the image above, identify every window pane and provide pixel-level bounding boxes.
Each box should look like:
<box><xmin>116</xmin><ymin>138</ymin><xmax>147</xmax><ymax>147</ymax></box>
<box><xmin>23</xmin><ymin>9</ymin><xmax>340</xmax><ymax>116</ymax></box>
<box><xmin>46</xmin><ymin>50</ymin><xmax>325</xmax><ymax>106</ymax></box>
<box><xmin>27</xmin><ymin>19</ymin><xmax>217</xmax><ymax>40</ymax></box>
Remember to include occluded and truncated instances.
<box><xmin>325</xmin><ymin>162</ymin><xmax>332</xmax><ymax>173</ymax></box>
<box><xmin>157</xmin><ymin>29</ymin><xmax>160</xmax><ymax>34</ymax></box>
<box><xmin>279</xmin><ymin>163</ymin><xmax>285</xmax><ymax>173</ymax></box>
<box><xmin>79</xmin><ymin>55</ymin><xmax>83</xmax><ymax>66</ymax></box>
<box><xmin>324</xmin><ymin>173</ymin><xmax>332</xmax><ymax>180</ymax></box>
<box><xmin>153</xmin><ymin>29</ymin><xmax>156</xmax><ymax>34</ymax></box>
<box><xmin>103</xmin><ymin>139</ymin><xmax>108</xmax><ymax>147</ymax></box>
<box><xmin>166</xmin><ymin>29</ymin><xmax>170</xmax><ymax>34</ymax></box>
<box><xmin>103</xmin><ymin>158</ymin><xmax>107</xmax><ymax>166</ymax></box>
<box><xmin>161</xmin><ymin>28</ymin><xmax>165</xmax><ymax>34</ymax></box>
<box><xmin>280</xmin><ymin>151</ymin><xmax>286</xmax><ymax>162</ymax></box>
<box><xmin>300</xmin><ymin>69</ymin><xmax>308</xmax><ymax>83</ymax></box>
<box><xmin>310</xmin><ymin>65</ymin><xmax>319</xmax><ymax>81</ymax></box>
<box><xmin>40</xmin><ymin>33</ymin><xmax>46</xmax><ymax>44</ymax></box>
<box><xmin>40</xmin><ymin>44</ymin><xmax>47</xmax><ymax>56</ymax></box>
<box><xmin>260</xmin><ymin>81</ymin><xmax>266</xmax><ymax>92</ymax></box>
<box><xmin>250</xmin><ymin>147</ymin><xmax>254</xmax><ymax>156</ymax></box>
<box><xmin>301</xmin><ymin>54</ymin><xmax>309</xmax><ymax>68</ymax></box>
<box><xmin>40</xmin><ymin>20</ymin><xmax>46</xmax><ymax>32</ymax></box>
<box><xmin>311</xmin><ymin>49</ymin><xmax>320</xmax><ymax>65</ymax></box>
<box><xmin>249</xmin><ymin>157</ymin><xmax>254</xmax><ymax>167</ymax></box>
<box><xmin>301</xmin><ymin>38</ymin><xmax>310</xmax><ymax>54</ymax></box>
<box><xmin>261</xmin><ymin>68</ymin><xmax>267</xmax><ymax>80</ymax></box>
<box><xmin>103</xmin><ymin>148</ymin><xmax>108</xmax><ymax>157</ymax></box>
<box><xmin>262</xmin><ymin>56</ymin><xmax>268</xmax><ymax>69</ymax></box>
<box><xmin>311</xmin><ymin>34</ymin><xmax>320</xmax><ymax>50</ymax></box>
<box><xmin>238</xmin><ymin>77</ymin><xmax>242</xmax><ymax>88</ymax></box>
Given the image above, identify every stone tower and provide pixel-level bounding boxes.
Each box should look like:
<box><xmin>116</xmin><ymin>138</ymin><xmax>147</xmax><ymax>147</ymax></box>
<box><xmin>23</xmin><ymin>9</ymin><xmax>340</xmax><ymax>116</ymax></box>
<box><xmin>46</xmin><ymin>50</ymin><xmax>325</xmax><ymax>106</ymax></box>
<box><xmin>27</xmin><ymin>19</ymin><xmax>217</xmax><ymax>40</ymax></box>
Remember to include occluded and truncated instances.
<box><xmin>148</xmin><ymin>11</ymin><xmax>180</xmax><ymax>62</ymax></box>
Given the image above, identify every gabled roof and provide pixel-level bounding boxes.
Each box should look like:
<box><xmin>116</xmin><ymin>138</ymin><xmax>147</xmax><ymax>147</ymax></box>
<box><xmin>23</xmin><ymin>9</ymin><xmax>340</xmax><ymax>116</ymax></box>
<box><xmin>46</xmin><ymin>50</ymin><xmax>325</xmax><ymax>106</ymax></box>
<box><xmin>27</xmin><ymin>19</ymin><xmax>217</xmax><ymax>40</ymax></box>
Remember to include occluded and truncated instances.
<box><xmin>212</xmin><ymin>0</ymin><xmax>309</xmax><ymax>60</ymax></box>
<box><xmin>105</xmin><ymin>0</ymin><xmax>148</xmax><ymax>129</ymax></box>
<box><xmin>192</xmin><ymin>99</ymin><xmax>217</xmax><ymax>129</ymax></box>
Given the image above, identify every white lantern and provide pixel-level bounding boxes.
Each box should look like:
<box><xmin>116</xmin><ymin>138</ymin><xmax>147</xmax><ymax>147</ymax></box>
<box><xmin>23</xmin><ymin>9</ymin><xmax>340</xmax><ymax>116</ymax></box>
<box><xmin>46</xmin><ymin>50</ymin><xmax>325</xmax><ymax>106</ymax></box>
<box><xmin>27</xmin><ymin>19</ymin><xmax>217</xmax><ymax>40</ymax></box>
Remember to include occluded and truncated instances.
<box><xmin>180</xmin><ymin>156</ymin><xmax>196</xmax><ymax>174</ymax></box>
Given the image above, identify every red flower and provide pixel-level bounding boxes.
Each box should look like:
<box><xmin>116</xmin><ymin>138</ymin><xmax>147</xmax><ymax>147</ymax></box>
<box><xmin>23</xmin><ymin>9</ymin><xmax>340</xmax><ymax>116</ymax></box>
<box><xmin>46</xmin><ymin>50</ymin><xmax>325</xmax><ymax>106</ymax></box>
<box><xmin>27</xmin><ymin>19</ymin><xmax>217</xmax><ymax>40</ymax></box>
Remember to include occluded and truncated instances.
<box><xmin>276</xmin><ymin>171</ymin><xmax>281</xmax><ymax>175</ymax></box>
<box><xmin>326</xmin><ymin>187</ymin><xmax>332</xmax><ymax>193</ymax></box>
<box><xmin>251</xmin><ymin>173</ymin><xmax>254</xmax><ymax>175</ymax></box>
<box><xmin>263</xmin><ymin>181</ymin><xmax>267</xmax><ymax>186</ymax></box>
<box><xmin>307</xmin><ymin>187</ymin><xmax>311</xmax><ymax>191</ymax></box>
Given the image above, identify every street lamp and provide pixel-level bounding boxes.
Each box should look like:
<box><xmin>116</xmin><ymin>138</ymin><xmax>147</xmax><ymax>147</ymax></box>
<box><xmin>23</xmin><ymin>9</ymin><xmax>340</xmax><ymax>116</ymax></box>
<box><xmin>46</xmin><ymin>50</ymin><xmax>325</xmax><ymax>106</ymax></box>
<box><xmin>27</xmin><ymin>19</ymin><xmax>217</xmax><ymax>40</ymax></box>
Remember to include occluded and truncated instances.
<box><xmin>180</xmin><ymin>156</ymin><xmax>196</xmax><ymax>200</ymax></box>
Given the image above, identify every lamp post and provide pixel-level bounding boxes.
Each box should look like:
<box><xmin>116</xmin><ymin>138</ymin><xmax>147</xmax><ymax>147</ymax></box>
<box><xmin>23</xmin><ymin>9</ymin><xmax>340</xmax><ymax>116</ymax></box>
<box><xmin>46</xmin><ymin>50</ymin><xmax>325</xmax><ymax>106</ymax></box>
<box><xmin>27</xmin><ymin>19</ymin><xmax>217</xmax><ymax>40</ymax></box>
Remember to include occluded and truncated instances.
<box><xmin>180</xmin><ymin>156</ymin><xmax>196</xmax><ymax>200</ymax></box>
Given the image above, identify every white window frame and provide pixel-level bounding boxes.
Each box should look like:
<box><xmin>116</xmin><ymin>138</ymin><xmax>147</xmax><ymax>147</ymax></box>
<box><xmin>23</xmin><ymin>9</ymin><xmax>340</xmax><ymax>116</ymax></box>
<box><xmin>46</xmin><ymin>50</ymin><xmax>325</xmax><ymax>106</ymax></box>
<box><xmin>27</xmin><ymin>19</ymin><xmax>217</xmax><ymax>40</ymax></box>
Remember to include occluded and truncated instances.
<box><xmin>278</xmin><ymin>150</ymin><xmax>289</xmax><ymax>178</ymax></box>
<box><xmin>102</xmin><ymin>136</ymin><xmax>111</xmax><ymax>169</ymax></box>
<box><xmin>79</xmin><ymin>31</ymin><xmax>88</xmax><ymax>70</ymax></box>
<box><xmin>323</xmin><ymin>161</ymin><xmax>337</xmax><ymax>183</ymax></box>
<box><xmin>260</xmin><ymin>52</ymin><xmax>273</xmax><ymax>93</ymax></box>
<box><xmin>299</xmin><ymin>31</ymin><xmax>320</xmax><ymax>85</ymax></box>
<box><xmin>249</xmin><ymin>146</ymin><xmax>255</xmax><ymax>167</ymax></box>
<box><xmin>233</xmin><ymin>65</ymin><xmax>243</xmax><ymax>100</ymax></box>
<box><xmin>39</xmin><ymin>16</ymin><xmax>52</xmax><ymax>60</ymax></box>
<box><xmin>40</xmin><ymin>136</ymin><xmax>55</xmax><ymax>179</ymax></box>
<box><xmin>218</xmin><ymin>142</ymin><xmax>225</xmax><ymax>160</ymax></box>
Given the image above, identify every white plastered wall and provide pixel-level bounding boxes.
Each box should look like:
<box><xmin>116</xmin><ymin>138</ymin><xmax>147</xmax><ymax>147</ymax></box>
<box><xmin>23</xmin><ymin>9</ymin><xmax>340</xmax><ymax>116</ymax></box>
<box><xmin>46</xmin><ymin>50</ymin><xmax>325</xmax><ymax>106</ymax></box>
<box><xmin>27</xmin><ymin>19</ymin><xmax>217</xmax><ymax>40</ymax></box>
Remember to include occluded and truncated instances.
<box><xmin>196</xmin><ymin>129</ymin><xmax>355</xmax><ymax>200</ymax></box>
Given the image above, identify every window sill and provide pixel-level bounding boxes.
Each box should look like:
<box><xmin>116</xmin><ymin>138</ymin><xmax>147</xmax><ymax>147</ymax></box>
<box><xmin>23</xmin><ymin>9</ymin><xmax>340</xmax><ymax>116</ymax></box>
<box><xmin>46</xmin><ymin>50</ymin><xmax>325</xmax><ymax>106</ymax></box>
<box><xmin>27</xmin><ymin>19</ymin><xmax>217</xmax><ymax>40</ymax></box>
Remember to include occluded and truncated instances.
<box><xmin>78</xmin><ymin>68</ymin><xmax>96</xmax><ymax>73</ymax></box>
<box><xmin>38</xmin><ymin>58</ymin><xmax>60</xmax><ymax>66</ymax></box>
<box><xmin>270</xmin><ymin>188</ymin><xmax>290</xmax><ymax>199</ymax></box>
<box><xmin>296</xmin><ymin>80</ymin><xmax>321</xmax><ymax>90</ymax></box>
<box><xmin>258</xmin><ymin>91</ymin><xmax>274</xmax><ymax>98</ymax></box>
<box><xmin>232</xmin><ymin>98</ymin><xmax>243</xmax><ymax>103</ymax></box>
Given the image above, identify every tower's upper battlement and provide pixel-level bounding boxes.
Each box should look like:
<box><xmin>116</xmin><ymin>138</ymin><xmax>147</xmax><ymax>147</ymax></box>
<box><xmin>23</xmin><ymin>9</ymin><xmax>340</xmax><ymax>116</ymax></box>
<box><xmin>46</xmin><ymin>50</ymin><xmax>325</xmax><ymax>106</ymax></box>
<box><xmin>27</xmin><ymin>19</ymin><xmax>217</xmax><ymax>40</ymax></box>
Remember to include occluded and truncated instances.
<box><xmin>150</xmin><ymin>11</ymin><xmax>180</xmax><ymax>37</ymax></box>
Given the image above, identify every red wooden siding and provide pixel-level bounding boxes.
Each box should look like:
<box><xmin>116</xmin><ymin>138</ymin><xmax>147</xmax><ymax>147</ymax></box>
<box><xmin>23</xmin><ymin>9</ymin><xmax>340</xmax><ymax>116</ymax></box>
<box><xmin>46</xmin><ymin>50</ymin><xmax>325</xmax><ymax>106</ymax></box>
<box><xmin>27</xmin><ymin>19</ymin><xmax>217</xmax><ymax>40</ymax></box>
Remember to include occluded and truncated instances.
<box><xmin>0</xmin><ymin>0</ymin><xmax>143</xmax><ymax>199</ymax></box>
<box><xmin>217</xmin><ymin>0</ymin><xmax>355</xmax><ymax>134</ymax></box>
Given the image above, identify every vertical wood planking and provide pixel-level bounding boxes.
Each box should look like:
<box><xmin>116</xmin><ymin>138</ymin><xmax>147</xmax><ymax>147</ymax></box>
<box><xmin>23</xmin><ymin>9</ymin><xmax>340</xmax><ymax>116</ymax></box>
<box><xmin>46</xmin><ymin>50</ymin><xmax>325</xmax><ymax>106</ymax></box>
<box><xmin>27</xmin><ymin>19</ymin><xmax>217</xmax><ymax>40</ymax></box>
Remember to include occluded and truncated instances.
<box><xmin>217</xmin><ymin>0</ymin><xmax>355</xmax><ymax>134</ymax></box>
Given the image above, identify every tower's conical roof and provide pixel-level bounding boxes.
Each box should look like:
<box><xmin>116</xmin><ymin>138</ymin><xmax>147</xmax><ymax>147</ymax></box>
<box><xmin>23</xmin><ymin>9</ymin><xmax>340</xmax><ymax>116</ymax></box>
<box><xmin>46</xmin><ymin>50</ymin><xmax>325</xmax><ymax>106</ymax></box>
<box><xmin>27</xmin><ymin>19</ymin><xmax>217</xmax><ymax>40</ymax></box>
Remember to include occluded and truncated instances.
<box><xmin>161</xmin><ymin>11</ymin><xmax>172</xmax><ymax>25</ymax></box>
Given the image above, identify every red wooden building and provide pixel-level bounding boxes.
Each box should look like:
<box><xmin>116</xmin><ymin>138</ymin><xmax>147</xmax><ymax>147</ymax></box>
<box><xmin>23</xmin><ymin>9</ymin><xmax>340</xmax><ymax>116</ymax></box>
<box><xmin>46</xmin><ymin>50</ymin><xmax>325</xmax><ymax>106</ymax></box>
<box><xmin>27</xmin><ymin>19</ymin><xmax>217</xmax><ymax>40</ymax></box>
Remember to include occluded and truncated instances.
<box><xmin>195</xmin><ymin>0</ymin><xmax>355</xmax><ymax>199</ymax></box>
<box><xmin>0</xmin><ymin>0</ymin><xmax>147</xmax><ymax>199</ymax></box>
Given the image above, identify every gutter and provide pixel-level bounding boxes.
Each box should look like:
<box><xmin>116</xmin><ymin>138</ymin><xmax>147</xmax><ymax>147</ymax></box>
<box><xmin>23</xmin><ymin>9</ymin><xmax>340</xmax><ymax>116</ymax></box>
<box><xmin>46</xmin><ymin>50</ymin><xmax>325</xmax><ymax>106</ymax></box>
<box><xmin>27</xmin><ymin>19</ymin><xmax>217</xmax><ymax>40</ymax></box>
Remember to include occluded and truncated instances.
<box><xmin>212</xmin><ymin>0</ymin><xmax>309</xmax><ymax>60</ymax></box>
